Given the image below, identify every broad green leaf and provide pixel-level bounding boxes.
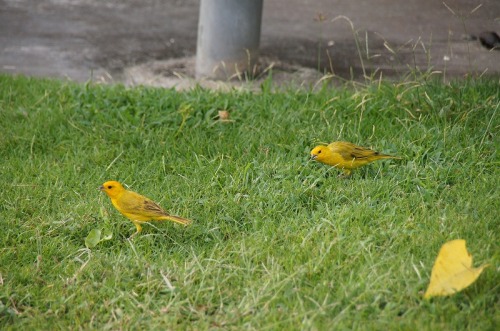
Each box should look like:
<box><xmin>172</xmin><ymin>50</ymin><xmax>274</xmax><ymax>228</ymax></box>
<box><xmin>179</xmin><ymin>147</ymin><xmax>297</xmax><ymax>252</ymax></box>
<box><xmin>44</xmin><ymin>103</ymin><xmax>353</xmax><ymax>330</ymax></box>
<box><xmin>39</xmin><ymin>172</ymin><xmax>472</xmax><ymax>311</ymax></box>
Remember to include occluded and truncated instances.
<box><xmin>101</xmin><ymin>228</ymin><xmax>113</xmax><ymax>241</ymax></box>
<box><xmin>85</xmin><ymin>228</ymin><xmax>102</xmax><ymax>248</ymax></box>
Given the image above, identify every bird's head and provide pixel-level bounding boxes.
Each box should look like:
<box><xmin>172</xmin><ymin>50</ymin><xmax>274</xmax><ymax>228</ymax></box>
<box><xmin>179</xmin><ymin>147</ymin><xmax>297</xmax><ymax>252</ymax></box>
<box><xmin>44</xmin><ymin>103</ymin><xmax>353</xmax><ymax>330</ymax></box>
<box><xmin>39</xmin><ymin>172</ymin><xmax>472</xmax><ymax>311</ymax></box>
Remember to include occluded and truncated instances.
<box><xmin>99</xmin><ymin>180</ymin><xmax>125</xmax><ymax>198</ymax></box>
<box><xmin>310</xmin><ymin>145</ymin><xmax>329</xmax><ymax>162</ymax></box>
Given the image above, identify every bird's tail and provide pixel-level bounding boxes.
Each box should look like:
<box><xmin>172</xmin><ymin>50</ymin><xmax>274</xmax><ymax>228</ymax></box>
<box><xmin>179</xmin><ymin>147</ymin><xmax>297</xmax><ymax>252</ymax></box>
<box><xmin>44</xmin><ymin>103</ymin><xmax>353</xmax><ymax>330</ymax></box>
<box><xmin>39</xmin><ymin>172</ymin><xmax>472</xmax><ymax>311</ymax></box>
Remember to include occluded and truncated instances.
<box><xmin>375</xmin><ymin>154</ymin><xmax>402</xmax><ymax>160</ymax></box>
<box><xmin>162</xmin><ymin>215</ymin><xmax>192</xmax><ymax>226</ymax></box>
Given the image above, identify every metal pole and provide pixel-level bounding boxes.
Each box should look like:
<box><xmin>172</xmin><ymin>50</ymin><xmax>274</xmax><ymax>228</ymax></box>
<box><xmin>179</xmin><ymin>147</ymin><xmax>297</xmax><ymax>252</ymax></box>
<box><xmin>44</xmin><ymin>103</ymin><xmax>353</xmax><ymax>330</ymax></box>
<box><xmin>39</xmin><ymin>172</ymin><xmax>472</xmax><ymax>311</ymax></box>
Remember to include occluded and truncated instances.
<box><xmin>195</xmin><ymin>0</ymin><xmax>264</xmax><ymax>80</ymax></box>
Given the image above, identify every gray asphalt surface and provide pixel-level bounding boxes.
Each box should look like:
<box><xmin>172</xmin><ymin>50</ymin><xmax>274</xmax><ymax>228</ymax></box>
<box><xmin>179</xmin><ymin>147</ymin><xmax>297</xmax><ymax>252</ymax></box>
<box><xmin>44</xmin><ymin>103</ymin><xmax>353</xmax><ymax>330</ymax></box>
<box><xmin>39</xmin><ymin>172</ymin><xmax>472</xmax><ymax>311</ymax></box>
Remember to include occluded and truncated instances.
<box><xmin>1</xmin><ymin>0</ymin><xmax>499</xmax><ymax>87</ymax></box>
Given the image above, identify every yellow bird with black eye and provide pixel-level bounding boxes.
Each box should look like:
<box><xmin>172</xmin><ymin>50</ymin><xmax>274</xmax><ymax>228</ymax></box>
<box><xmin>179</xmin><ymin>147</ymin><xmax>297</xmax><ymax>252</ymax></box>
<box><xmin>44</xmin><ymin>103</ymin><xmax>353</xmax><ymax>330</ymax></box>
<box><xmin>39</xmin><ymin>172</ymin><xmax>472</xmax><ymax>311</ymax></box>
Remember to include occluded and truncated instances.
<box><xmin>310</xmin><ymin>141</ymin><xmax>401</xmax><ymax>177</ymax></box>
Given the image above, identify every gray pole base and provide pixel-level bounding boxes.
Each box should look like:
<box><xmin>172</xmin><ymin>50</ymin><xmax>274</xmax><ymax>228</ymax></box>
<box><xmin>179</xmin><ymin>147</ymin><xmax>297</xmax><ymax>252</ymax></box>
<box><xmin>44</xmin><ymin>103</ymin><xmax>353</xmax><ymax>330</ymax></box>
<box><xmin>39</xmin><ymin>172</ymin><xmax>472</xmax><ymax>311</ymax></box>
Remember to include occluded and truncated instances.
<box><xmin>195</xmin><ymin>0</ymin><xmax>263</xmax><ymax>80</ymax></box>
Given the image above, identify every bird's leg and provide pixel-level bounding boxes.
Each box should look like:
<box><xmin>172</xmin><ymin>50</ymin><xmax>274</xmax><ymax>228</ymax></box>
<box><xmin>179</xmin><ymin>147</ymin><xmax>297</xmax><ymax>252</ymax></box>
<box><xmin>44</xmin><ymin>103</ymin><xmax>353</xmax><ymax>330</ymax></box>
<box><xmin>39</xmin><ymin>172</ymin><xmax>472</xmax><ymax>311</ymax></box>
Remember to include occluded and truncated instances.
<box><xmin>338</xmin><ymin>169</ymin><xmax>352</xmax><ymax>178</ymax></box>
<box><xmin>128</xmin><ymin>220</ymin><xmax>143</xmax><ymax>239</ymax></box>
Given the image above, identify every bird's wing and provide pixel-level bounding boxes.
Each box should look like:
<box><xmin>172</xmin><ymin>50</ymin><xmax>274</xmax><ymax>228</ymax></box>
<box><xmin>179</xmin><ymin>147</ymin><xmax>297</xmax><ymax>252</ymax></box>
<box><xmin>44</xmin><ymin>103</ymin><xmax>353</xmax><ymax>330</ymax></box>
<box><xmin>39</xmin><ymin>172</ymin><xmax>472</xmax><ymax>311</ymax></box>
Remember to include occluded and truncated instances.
<box><xmin>349</xmin><ymin>146</ymin><xmax>379</xmax><ymax>159</ymax></box>
<box><xmin>117</xmin><ymin>191</ymin><xmax>166</xmax><ymax>218</ymax></box>
<box><xmin>141</xmin><ymin>199</ymin><xmax>169</xmax><ymax>217</ymax></box>
<box><xmin>329</xmin><ymin>141</ymin><xmax>378</xmax><ymax>160</ymax></box>
<box><xmin>116</xmin><ymin>192</ymin><xmax>143</xmax><ymax>212</ymax></box>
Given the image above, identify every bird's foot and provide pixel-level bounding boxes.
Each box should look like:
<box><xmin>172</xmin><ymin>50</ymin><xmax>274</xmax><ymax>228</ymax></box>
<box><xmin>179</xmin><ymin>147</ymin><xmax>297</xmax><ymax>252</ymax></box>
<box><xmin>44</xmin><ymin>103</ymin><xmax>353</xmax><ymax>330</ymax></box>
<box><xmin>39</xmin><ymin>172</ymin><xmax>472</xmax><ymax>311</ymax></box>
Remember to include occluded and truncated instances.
<box><xmin>128</xmin><ymin>231</ymin><xmax>139</xmax><ymax>240</ymax></box>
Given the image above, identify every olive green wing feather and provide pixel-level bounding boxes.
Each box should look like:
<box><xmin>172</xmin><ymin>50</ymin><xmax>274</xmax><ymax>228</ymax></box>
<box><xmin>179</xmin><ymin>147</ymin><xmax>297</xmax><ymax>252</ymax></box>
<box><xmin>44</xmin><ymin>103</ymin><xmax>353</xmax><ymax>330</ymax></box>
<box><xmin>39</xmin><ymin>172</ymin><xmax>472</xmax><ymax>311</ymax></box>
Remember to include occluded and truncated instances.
<box><xmin>328</xmin><ymin>141</ymin><xmax>388</xmax><ymax>160</ymax></box>
<box><xmin>118</xmin><ymin>191</ymin><xmax>168</xmax><ymax>218</ymax></box>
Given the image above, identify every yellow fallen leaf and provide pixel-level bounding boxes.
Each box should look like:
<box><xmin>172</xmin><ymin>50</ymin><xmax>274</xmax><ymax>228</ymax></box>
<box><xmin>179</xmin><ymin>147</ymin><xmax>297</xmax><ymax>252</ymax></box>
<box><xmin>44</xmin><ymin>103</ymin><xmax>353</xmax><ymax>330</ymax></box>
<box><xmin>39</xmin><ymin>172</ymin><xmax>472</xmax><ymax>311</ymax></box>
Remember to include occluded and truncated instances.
<box><xmin>424</xmin><ymin>239</ymin><xmax>489</xmax><ymax>299</ymax></box>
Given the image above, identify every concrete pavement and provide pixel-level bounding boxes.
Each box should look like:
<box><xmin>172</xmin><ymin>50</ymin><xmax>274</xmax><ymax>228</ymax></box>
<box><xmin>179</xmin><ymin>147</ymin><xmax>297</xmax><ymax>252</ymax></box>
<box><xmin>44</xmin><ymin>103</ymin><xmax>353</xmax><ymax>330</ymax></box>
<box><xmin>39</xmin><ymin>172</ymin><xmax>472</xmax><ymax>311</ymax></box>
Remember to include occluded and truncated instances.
<box><xmin>1</xmin><ymin>0</ymin><xmax>498</xmax><ymax>88</ymax></box>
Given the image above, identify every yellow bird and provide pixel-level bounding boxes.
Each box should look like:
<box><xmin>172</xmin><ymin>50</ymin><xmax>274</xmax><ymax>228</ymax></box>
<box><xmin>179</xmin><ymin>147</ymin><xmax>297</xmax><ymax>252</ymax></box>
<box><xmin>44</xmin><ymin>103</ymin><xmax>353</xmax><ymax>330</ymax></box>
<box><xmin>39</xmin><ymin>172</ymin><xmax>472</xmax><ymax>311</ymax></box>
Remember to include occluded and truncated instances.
<box><xmin>310</xmin><ymin>141</ymin><xmax>401</xmax><ymax>177</ymax></box>
<box><xmin>99</xmin><ymin>180</ymin><xmax>191</xmax><ymax>238</ymax></box>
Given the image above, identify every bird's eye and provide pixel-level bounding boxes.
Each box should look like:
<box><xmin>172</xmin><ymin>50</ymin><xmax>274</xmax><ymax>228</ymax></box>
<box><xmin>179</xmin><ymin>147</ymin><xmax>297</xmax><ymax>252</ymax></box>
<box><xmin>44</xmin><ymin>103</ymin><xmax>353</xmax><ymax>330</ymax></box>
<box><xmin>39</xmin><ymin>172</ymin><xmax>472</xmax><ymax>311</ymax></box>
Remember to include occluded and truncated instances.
<box><xmin>108</xmin><ymin>185</ymin><xmax>112</xmax><ymax>189</ymax></box>
<box><xmin>318</xmin><ymin>150</ymin><xmax>321</xmax><ymax>154</ymax></box>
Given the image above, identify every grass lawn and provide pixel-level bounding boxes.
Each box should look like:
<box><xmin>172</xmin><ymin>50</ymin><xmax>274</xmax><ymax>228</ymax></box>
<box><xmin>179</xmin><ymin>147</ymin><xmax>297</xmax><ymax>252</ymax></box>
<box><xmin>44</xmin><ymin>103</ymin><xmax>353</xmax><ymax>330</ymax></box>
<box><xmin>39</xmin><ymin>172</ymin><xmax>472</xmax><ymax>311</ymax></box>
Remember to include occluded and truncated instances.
<box><xmin>0</xmin><ymin>74</ymin><xmax>498</xmax><ymax>329</ymax></box>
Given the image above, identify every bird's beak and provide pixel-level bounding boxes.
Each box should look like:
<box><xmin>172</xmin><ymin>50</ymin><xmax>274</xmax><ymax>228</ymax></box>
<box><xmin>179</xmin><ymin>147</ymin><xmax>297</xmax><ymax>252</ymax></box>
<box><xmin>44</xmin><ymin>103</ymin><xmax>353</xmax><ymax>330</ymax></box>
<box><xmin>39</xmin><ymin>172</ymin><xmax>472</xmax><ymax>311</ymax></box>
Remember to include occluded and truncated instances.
<box><xmin>310</xmin><ymin>154</ymin><xmax>317</xmax><ymax>160</ymax></box>
<box><xmin>98</xmin><ymin>185</ymin><xmax>105</xmax><ymax>191</ymax></box>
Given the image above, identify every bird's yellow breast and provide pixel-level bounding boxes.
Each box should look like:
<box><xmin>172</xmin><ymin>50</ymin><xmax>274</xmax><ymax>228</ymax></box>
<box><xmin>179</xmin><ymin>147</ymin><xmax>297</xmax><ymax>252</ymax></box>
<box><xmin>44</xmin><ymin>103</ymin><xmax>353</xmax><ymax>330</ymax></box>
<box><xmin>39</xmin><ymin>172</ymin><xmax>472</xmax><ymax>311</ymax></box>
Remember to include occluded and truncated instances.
<box><xmin>314</xmin><ymin>149</ymin><xmax>361</xmax><ymax>170</ymax></box>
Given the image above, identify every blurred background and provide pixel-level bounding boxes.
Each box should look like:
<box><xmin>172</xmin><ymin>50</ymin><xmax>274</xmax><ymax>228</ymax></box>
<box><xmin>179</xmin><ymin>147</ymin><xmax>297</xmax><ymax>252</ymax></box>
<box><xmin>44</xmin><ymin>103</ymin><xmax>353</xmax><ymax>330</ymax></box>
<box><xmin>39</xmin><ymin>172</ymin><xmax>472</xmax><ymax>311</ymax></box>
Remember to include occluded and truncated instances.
<box><xmin>1</xmin><ymin>0</ymin><xmax>499</xmax><ymax>87</ymax></box>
